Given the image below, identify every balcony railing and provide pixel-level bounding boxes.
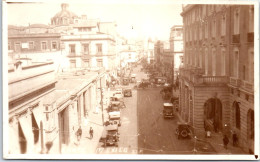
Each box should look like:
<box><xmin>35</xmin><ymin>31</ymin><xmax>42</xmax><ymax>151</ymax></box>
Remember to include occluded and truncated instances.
<box><xmin>247</xmin><ymin>32</ymin><xmax>254</xmax><ymax>43</ymax></box>
<box><xmin>180</xmin><ymin>68</ymin><xmax>228</xmax><ymax>85</ymax></box>
<box><xmin>229</xmin><ymin>77</ymin><xmax>241</xmax><ymax>87</ymax></box>
<box><xmin>202</xmin><ymin>76</ymin><xmax>229</xmax><ymax>84</ymax></box>
<box><xmin>241</xmin><ymin>80</ymin><xmax>254</xmax><ymax>93</ymax></box>
<box><xmin>232</xmin><ymin>34</ymin><xmax>240</xmax><ymax>44</ymax></box>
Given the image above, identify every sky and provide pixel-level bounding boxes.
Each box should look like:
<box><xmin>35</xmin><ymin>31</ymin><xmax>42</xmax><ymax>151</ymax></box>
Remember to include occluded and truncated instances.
<box><xmin>7</xmin><ymin>1</ymin><xmax>183</xmax><ymax>40</ymax></box>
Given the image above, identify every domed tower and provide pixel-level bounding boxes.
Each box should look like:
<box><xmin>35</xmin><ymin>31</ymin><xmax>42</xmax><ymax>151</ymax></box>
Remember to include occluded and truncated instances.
<box><xmin>51</xmin><ymin>3</ymin><xmax>78</xmax><ymax>26</ymax></box>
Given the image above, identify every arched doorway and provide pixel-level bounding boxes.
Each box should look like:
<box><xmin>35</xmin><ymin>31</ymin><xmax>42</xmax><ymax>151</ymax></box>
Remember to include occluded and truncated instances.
<box><xmin>247</xmin><ymin>109</ymin><xmax>254</xmax><ymax>154</ymax></box>
<box><xmin>233</xmin><ymin>101</ymin><xmax>240</xmax><ymax>129</ymax></box>
<box><xmin>204</xmin><ymin>98</ymin><xmax>222</xmax><ymax>132</ymax></box>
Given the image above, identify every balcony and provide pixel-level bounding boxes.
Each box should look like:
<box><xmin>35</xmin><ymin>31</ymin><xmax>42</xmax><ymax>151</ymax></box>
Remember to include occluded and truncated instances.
<box><xmin>180</xmin><ymin>67</ymin><xmax>228</xmax><ymax>85</ymax></box>
<box><xmin>229</xmin><ymin>77</ymin><xmax>241</xmax><ymax>87</ymax></box>
<box><xmin>232</xmin><ymin>34</ymin><xmax>240</xmax><ymax>44</ymax></box>
<box><xmin>241</xmin><ymin>80</ymin><xmax>254</xmax><ymax>93</ymax></box>
<box><xmin>247</xmin><ymin>32</ymin><xmax>254</xmax><ymax>43</ymax></box>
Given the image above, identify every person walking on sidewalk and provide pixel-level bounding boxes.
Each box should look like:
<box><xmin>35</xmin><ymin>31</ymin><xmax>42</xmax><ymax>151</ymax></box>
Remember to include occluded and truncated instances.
<box><xmin>232</xmin><ymin>131</ymin><xmax>238</xmax><ymax>147</ymax></box>
<box><xmin>223</xmin><ymin>135</ymin><xmax>229</xmax><ymax>149</ymax></box>
<box><xmin>76</xmin><ymin>126</ymin><xmax>82</xmax><ymax>141</ymax></box>
<box><xmin>89</xmin><ymin>127</ymin><xmax>94</xmax><ymax>139</ymax></box>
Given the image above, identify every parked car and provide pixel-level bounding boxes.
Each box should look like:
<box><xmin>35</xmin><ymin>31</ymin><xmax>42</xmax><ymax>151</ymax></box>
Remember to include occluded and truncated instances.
<box><xmin>163</xmin><ymin>102</ymin><xmax>174</xmax><ymax>119</ymax></box>
<box><xmin>100</xmin><ymin>125</ymin><xmax>120</xmax><ymax>147</ymax></box>
<box><xmin>123</xmin><ymin>88</ymin><xmax>132</xmax><ymax>97</ymax></box>
<box><xmin>175</xmin><ymin>122</ymin><xmax>192</xmax><ymax>139</ymax></box>
<box><xmin>108</xmin><ymin>111</ymin><xmax>121</xmax><ymax>126</ymax></box>
<box><xmin>122</xmin><ymin>77</ymin><xmax>130</xmax><ymax>85</ymax></box>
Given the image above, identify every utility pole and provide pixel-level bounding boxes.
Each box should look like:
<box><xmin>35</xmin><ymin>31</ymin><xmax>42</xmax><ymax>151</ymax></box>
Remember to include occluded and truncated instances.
<box><xmin>99</xmin><ymin>73</ymin><xmax>104</xmax><ymax>125</ymax></box>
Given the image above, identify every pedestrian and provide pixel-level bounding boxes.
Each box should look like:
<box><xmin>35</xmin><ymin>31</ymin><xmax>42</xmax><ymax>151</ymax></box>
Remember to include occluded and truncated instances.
<box><xmin>89</xmin><ymin>127</ymin><xmax>94</xmax><ymax>139</ymax></box>
<box><xmin>76</xmin><ymin>126</ymin><xmax>82</xmax><ymax>141</ymax></box>
<box><xmin>205</xmin><ymin>125</ymin><xmax>211</xmax><ymax>138</ymax></box>
<box><xmin>233</xmin><ymin>132</ymin><xmax>238</xmax><ymax>147</ymax></box>
<box><xmin>223</xmin><ymin>135</ymin><xmax>229</xmax><ymax>149</ymax></box>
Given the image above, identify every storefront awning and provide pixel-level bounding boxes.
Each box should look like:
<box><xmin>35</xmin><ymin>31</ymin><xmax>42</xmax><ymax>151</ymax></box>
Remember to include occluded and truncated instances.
<box><xmin>19</xmin><ymin>116</ymin><xmax>34</xmax><ymax>142</ymax></box>
<box><xmin>32</xmin><ymin>107</ymin><xmax>43</xmax><ymax>129</ymax></box>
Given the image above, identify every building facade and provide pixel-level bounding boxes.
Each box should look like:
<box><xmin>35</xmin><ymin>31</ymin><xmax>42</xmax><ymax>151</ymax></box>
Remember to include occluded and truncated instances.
<box><xmin>180</xmin><ymin>4</ymin><xmax>254</xmax><ymax>153</ymax></box>
<box><xmin>170</xmin><ymin>25</ymin><xmax>184</xmax><ymax>79</ymax></box>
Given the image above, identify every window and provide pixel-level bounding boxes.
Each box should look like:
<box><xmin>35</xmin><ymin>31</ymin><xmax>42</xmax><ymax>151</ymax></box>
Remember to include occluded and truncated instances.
<box><xmin>212</xmin><ymin>49</ymin><xmax>216</xmax><ymax>76</ymax></box>
<box><xmin>97</xmin><ymin>59</ymin><xmax>103</xmax><ymax>67</ymax></box>
<box><xmin>41</xmin><ymin>42</ymin><xmax>47</xmax><ymax>51</ymax></box>
<box><xmin>221</xmin><ymin>49</ymin><xmax>226</xmax><ymax>76</ymax></box>
<box><xmin>128</xmin><ymin>53</ymin><xmax>131</xmax><ymax>59</ymax></box>
<box><xmin>249</xmin><ymin>6</ymin><xmax>254</xmax><ymax>33</ymax></box>
<box><xmin>199</xmin><ymin>50</ymin><xmax>202</xmax><ymax>68</ymax></box>
<box><xmin>96</xmin><ymin>44</ymin><xmax>102</xmax><ymax>54</ymax></box>
<box><xmin>205</xmin><ymin>49</ymin><xmax>208</xmax><ymax>75</ymax></box>
<box><xmin>199</xmin><ymin>25</ymin><xmax>203</xmax><ymax>40</ymax></box>
<box><xmin>51</xmin><ymin>42</ymin><xmax>57</xmax><ymax>50</ymax></box>
<box><xmin>69</xmin><ymin>44</ymin><xmax>76</xmax><ymax>54</ymax></box>
<box><xmin>29</xmin><ymin>42</ymin><xmax>34</xmax><ymax>50</ymax></box>
<box><xmin>248</xmin><ymin>50</ymin><xmax>254</xmax><ymax>82</ymax></box>
<box><xmin>221</xmin><ymin>14</ymin><xmax>226</xmax><ymax>36</ymax></box>
<box><xmin>212</xmin><ymin>19</ymin><xmax>216</xmax><ymax>38</ymax></box>
<box><xmin>234</xmin><ymin>8</ymin><xmax>240</xmax><ymax>34</ymax></box>
<box><xmin>84</xmin><ymin>60</ymin><xmax>90</xmax><ymax>67</ymax></box>
<box><xmin>205</xmin><ymin>22</ymin><xmax>208</xmax><ymax>39</ymax></box>
<box><xmin>233</xmin><ymin>49</ymin><xmax>239</xmax><ymax>77</ymax></box>
<box><xmin>82</xmin><ymin>44</ymin><xmax>89</xmax><ymax>54</ymax></box>
<box><xmin>242</xmin><ymin>65</ymin><xmax>246</xmax><ymax>80</ymax></box>
<box><xmin>15</xmin><ymin>42</ymin><xmax>21</xmax><ymax>52</ymax></box>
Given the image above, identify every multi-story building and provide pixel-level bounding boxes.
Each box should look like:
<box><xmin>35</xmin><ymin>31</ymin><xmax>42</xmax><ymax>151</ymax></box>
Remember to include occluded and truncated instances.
<box><xmin>51</xmin><ymin>4</ymin><xmax>118</xmax><ymax>78</ymax></box>
<box><xmin>147</xmin><ymin>38</ymin><xmax>155</xmax><ymax>64</ymax></box>
<box><xmin>8</xmin><ymin>60</ymin><xmax>57</xmax><ymax>154</ymax></box>
<box><xmin>7</xmin><ymin>3</ymin><xmax>111</xmax><ymax>154</ymax></box>
<box><xmin>170</xmin><ymin>25</ymin><xmax>184</xmax><ymax>79</ymax></box>
<box><xmin>180</xmin><ymin>5</ymin><xmax>254</xmax><ymax>153</ymax></box>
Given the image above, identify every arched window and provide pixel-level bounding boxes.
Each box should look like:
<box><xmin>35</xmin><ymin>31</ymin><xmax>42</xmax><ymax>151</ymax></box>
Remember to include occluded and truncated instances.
<box><xmin>247</xmin><ymin>109</ymin><xmax>254</xmax><ymax>140</ymax></box>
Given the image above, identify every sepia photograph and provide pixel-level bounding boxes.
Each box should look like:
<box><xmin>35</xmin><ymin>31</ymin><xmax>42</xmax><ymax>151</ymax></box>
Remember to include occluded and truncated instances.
<box><xmin>2</xmin><ymin>0</ymin><xmax>259</xmax><ymax>160</ymax></box>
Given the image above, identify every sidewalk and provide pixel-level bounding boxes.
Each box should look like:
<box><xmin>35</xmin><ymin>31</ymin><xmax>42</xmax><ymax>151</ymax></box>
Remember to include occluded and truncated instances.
<box><xmin>61</xmin><ymin>88</ymin><xmax>112</xmax><ymax>154</ymax></box>
<box><xmin>173</xmin><ymin>88</ymin><xmax>247</xmax><ymax>154</ymax></box>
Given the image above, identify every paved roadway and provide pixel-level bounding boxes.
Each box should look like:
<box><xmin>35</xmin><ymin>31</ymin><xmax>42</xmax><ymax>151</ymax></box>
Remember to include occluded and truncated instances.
<box><xmin>96</xmin><ymin>65</ymin><xmax>216</xmax><ymax>154</ymax></box>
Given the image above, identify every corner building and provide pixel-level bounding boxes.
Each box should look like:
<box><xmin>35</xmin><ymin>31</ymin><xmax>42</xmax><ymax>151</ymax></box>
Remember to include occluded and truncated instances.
<box><xmin>180</xmin><ymin>5</ymin><xmax>254</xmax><ymax>153</ymax></box>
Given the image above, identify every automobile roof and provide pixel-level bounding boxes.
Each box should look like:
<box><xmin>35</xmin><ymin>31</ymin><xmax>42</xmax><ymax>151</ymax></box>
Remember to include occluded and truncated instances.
<box><xmin>106</xmin><ymin>124</ymin><xmax>118</xmax><ymax>130</ymax></box>
<box><xmin>163</xmin><ymin>103</ymin><xmax>173</xmax><ymax>107</ymax></box>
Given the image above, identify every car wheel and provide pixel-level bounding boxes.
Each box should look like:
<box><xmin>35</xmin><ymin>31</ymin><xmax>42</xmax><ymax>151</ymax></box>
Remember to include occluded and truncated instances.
<box><xmin>181</xmin><ymin>130</ymin><xmax>188</xmax><ymax>138</ymax></box>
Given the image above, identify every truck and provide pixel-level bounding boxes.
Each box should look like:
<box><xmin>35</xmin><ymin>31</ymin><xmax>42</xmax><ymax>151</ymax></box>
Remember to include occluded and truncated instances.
<box><xmin>163</xmin><ymin>102</ymin><xmax>174</xmax><ymax>119</ymax></box>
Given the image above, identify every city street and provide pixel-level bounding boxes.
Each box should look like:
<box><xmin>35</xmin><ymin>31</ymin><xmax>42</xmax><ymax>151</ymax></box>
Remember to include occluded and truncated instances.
<box><xmin>95</xmin><ymin>65</ymin><xmax>216</xmax><ymax>154</ymax></box>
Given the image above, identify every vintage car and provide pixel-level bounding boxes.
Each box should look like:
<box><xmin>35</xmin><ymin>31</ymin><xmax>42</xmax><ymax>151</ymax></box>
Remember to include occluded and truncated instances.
<box><xmin>100</xmin><ymin>125</ymin><xmax>120</xmax><ymax>147</ymax></box>
<box><xmin>123</xmin><ymin>88</ymin><xmax>132</xmax><ymax>97</ymax></box>
<box><xmin>108</xmin><ymin>111</ymin><xmax>121</xmax><ymax>126</ymax></box>
<box><xmin>122</xmin><ymin>77</ymin><xmax>130</xmax><ymax>85</ymax></box>
<box><xmin>163</xmin><ymin>103</ymin><xmax>174</xmax><ymax>119</ymax></box>
<box><xmin>154</xmin><ymin>77</ymin><xmax>167</xmax><ymax>86</ymax></box>
<box><xmin>175</xmin><ymin>122</ymin><xmax>193</xmax><ymax>139</ymax></box>
<box><xmin>130</xmin><ymin>74</ymin><xmax>137</xmax><ymax>83</ymax></box>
